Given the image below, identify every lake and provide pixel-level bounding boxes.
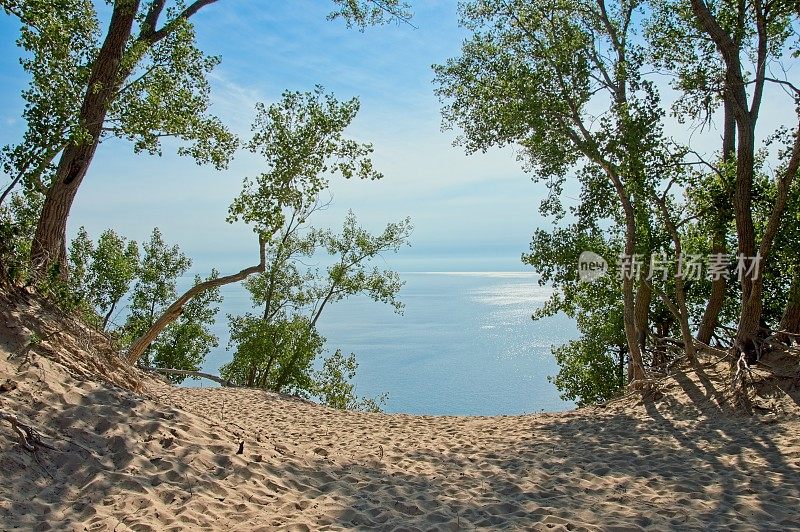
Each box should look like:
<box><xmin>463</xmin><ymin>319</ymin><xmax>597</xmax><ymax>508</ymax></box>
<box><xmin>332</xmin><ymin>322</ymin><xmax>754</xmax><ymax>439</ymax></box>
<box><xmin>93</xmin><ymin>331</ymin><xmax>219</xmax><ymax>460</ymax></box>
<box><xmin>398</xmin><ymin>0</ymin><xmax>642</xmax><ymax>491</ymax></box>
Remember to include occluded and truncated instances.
<box><xmin>199</xmin><ymin>272</ymin><xmax>578</xmax><ymax>415</ymax></box>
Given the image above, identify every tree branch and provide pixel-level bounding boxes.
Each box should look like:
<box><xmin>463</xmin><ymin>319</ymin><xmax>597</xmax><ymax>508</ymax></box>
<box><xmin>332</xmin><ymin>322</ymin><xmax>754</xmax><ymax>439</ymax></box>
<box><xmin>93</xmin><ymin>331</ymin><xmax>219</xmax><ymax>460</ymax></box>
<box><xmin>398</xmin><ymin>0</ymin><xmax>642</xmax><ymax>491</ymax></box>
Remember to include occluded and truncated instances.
<box><xmin>144</xmin><ymin>0</ymin><xmax>220</xmax><ymax>45</ymax></box>
<box><xmin>145</xmin><ymin>367</ymin><xmax>236</xmax><ymax>387</ymax></box>
<box><xmin>763</xmin><ymin>77</ymin><xmax>800</xmax><ymax>96</ymax></box>
<box><xmin>126</xmin><ymin>233</ymin><xmax>266</xmax><ymax>365</ymax></box>
<box><xmin>140</xmin><ymin>0</ymin><xmax>167</xmax><ymax>38</ymax></box>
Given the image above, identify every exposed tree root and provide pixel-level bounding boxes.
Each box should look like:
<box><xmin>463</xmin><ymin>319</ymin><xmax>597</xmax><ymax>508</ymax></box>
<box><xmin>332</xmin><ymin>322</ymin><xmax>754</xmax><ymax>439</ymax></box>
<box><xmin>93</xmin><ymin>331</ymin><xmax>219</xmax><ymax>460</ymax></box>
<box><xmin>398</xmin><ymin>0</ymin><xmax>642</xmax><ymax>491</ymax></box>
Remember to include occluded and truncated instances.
<box><xmin>0</xmin><ymin>411</ymin><xmax>57</xmax><ymax>452</ymax></box>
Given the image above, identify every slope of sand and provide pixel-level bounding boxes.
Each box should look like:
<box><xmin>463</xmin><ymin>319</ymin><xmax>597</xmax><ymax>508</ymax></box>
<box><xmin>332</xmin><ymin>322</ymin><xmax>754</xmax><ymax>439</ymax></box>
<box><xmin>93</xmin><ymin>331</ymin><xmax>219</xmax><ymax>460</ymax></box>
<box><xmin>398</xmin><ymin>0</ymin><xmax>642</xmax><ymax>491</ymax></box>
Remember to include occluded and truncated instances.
<box><xmin>1</xmin><ymin>290</ymin><xmax>800</xmax><ymax>530</ymax></box>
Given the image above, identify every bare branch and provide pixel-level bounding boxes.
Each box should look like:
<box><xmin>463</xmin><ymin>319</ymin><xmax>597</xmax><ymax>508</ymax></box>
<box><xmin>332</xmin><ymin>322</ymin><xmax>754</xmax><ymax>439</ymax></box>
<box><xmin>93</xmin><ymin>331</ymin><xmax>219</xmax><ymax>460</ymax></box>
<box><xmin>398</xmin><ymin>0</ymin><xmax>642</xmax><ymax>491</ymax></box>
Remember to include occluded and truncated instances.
<box><xmin>145</xmin><ymin>367</ymin><xmax>236</xmax><ymax>387</ymax></box>
<box><xmin>763</xmin><ymin>76</ymin><xmax>800</xmax><ymax>96</ymax></box>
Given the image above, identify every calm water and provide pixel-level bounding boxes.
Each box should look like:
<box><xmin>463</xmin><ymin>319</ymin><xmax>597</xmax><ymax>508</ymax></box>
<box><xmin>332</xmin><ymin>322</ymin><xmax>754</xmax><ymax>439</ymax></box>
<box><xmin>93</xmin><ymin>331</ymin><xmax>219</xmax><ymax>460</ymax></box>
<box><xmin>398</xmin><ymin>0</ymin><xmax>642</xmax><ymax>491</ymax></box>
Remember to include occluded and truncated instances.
<box><xmin>199</xmin><ymin>272</ymin><xmax>578</xmax><ymax>415</ymax></box>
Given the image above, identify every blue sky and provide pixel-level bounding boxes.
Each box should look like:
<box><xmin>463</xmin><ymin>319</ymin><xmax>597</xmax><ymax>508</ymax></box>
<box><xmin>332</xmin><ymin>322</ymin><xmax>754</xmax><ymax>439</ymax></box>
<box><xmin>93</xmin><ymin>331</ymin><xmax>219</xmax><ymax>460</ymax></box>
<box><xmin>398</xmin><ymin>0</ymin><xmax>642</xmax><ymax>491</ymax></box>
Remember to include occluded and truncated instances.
<box><xmin>0</xmin><ymin>1</ymin><xmax>793</xmax><ymax>276</ymax></box>
<box><xmin>0</xmin><ymin>0</ymin><xmax>551</xmax><ymax>274</ymax></box>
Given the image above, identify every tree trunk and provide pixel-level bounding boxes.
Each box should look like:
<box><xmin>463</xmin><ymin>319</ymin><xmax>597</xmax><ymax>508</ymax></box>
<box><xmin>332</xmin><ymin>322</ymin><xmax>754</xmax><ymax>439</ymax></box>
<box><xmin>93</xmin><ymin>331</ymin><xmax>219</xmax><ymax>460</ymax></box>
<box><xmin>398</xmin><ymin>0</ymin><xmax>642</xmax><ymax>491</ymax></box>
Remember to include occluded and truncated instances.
<box><xmin>697</xmin><ymin>98</ymin><xmax>736</xmax><ymax>345</ymax></box>
<box><xmin>589</xmin><ymin>155</ymin><xmax>647</xmax><ymax>382</ymax></box>
<box><xmin>634</xmin><ymin>268</ymin><xmax>652</xmax><ymax>357</ymax></box>
<box><xmin>733</xmin><ymin>119</ymin><xmax>757</xmax><ymax>295</ymax></box>
<box><xmin>246</xmin><ymin>366</ymin><xmax>256</xmax><ymax>388</ymax></box>
<box><xmin>260</xmin><ymin>350</ymin><xmax>278</xmax><ymax>388</ymax></box>
<box><xmin>688</xmin><ymin>0</ymin><xmax>761</xmax><ymax>356</ymax></box>
<box><xmin>126</xmin><ymin>236</ymin><xmax>266</xmax><ymax>365</ymax></box>
<box><xmin>594</xmin><ymin>160</ymin><xmax>646</xmax><ymax>383</ymax></box>
<box><xmin>778</xmin><ymin>270</ymin><xmax>800</xmax><ymax>344</ymax></box>
<box><xmin>652</xmin><ymin>316</ymin><xmax>672</xmax><ymax>369</ymax></box>
<box><xmin>29</xmin><ymin>0</ymin><xmax>220</xmax><ymax>279</ymax></box>
<box><xmin>736</xmin><ymin>291</ymin><xmax>764</xmax><ymax>361</ymax></box>
<box><xmin>652</xmin><ymin>195</ymin><xmax>697</xmax><ymax>364</ymax></box>
<box><xmin>731</xmin><ymin>109</ymin><xmax>758</xmax><ymax>353</ymax></box>
<box><xmin>674</xmin><ymin>276</ymin><xmax>697</xmax><ymax>363</ymax></box>
<box><xmin>31</xmin><ymin>0</ymin><xmax>141</xmax><ymax>278</ymax></box>
<box><xmin>697</xmin><ymin>236</ymin><xmax>728</xmax><ymax>345</ymax></box>
<box><xmin>102</xmin><ymin>300</ymin><xmax>117</xmax><ymax>330</ymax></box>
<box><xmin>621</xmin><ymin>225</ymin><xmax>646</xmax><ymax>382</ymax></box>
<box><xmin>737</xmin><ymin>124</ymin><xmax>800</xmax><ymax>358</ymax></box>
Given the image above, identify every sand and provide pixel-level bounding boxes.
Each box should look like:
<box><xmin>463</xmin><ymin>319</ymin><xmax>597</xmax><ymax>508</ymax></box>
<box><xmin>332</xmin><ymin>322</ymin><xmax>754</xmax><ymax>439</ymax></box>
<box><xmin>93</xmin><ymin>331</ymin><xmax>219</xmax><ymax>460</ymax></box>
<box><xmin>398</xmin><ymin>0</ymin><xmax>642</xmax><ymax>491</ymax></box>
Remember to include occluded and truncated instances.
<box><xmin>1</xmin><ymin>291</ymin><xmax>799</xmax><ymax>530</ymax></box>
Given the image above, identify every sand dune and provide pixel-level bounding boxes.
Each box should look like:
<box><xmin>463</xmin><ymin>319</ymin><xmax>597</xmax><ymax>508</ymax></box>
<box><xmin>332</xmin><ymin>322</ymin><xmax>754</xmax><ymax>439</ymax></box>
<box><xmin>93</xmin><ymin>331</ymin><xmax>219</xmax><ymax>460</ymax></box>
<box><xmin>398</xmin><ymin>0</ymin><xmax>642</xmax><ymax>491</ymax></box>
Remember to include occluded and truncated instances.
<box><xmin>1</xmin><ymin>293</ymin><xmax>799</xmax><ymax>530</ymax></box>
<box><xmin>2</xmin><ymin>356</ymin><xmax>799</xmax><ymax>530</ymax></box>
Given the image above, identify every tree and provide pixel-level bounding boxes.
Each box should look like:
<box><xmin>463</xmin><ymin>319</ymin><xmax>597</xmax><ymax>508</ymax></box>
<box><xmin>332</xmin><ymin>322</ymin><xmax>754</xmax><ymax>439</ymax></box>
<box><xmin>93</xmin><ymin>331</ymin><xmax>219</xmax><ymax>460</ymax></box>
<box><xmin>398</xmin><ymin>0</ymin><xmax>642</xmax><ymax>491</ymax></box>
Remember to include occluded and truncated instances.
<box><xmin>764</xmin><ymin>170</ymin><xmax>800</xmax><ymax>342</ymax></box>
<box><xmin>524</xmin><ymin>222</ymin><xmax>634</xmax><ymax>403</ymax></box>
<box><xmin>67</xmin><ymin>226</ymin><xmax>94</xmax><ymax>303</ymax></box>
<box><xmin>86</xmin><ymin>229</ymin><xmax>140</xmax><ymax>329</ymax></box>
<box><xmin>220</xmin><ymin>211</ymin><xmax>410</xmax><ymax>408</ymax></box>
<box><xmin>434</xmin><ymin>0</ymin><xmax>674</xmax><ymax>383</ymax></box>
<box><xmin>0</xmin><ymin>188</ymin><xmax>43</xmax><ymax>284</ymax></box>
<box><xmin>314</xmin><ymin>350</ymin><xmax>387</xmax><ymax>412</ymax></box>
<box><xmin>0</xmin><ymin>0</ymin><xmax>239</xmax><ymax>277</ymax></box>
<box><xmin>124</xmin><ymin>227</ymin><xmax>191</xmax><ymax>366</ymax></box>
<box><xmin>222</xmin><ymin>315</ymin><xmax>323</xmax><ymax>395</ymax></box>
<box><xmin>314</xmin><ymin>349</ymin><xmax>361</xmax><ymax>409</ymax></box>
<box><xmin>551</xmin><ymin>332</ymin><xmax>626</xmax><ymax>407</ymax></box>
<box><xmin>309</xmin><ymin>211</ymin><xmax>409</xmax><ymax>327</ymax></box>
<box><xmin>549</xmin><ymin>262</ymin><xmax>629</xmax><ymax>405</ymax></box>
<box><xmin>681</xmin><ymin>0</ymin><xmax>799</xmax><ymax>359</ymax></box>
<box><xmin>126</xmin><ymin>86</ymin><xmax>391</xmax><ymax>365</ymax></box>
<box><xmin>644</xmin><ymin>0</ymin><xmax>738</xmax><ymax>346</ymax></box>
<box><xmin>0</xmin><ymin>0</ymin><xmax>412</xmax><ymax>279</ymax></box>
<box><xmin>68</xmin><ymin>227</ymin><xmax>140</xmax><ymax>329</ymax></box>
<box><xmin>62</xmin><ymin>224</ymin><xmax>223</xmax><ymax>376</ymax></box>
<box><xmin>436</xmin><ymin>0</ymin><xmax>799</xmax><ymax>401</ymax></box>
<box><xmin>149</xmin><ymin>273</ymin><xmax>223</xmax><ymax>383</ymax></box>
<box><xmin>328</xmin><ymin>0</ymin><xmax>412</xmax><ymax>28</ymax></box>
<box><xmin>0</xmin><ymin>0</ymin><xmax>98</xmax><ymax>210</ymax></box>
<box><xmin>644</xmin><ymin>0</ymin><xmax>799</xmax><ymax>359</ymax></box>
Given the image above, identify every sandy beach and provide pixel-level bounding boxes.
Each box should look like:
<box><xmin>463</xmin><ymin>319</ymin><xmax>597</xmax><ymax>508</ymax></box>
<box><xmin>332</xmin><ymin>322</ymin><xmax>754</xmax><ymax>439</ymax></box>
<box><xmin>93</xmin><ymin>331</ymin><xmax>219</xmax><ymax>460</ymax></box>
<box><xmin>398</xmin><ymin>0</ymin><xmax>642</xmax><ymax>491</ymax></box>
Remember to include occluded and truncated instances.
<box><xmin>1</xmin><ymin>293</ymin><xmax>798</xmax><ymax>531</ymax></box>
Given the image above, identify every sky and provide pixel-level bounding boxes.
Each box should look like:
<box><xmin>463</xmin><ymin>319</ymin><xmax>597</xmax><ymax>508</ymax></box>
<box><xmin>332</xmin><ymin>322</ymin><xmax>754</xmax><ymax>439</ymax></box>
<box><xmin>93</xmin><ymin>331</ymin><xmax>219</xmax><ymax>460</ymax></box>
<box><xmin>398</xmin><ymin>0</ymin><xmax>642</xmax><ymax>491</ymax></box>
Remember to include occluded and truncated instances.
<box><xmin>0</xmin><ymin>0</ymin><xmax>553</xmax><ymax>274</ymax></box>
<box><xmin>0</xmin><ymin>1</ymin><xmax>794</xmax><ymax>276</ymax></box>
